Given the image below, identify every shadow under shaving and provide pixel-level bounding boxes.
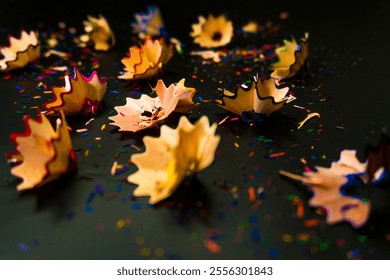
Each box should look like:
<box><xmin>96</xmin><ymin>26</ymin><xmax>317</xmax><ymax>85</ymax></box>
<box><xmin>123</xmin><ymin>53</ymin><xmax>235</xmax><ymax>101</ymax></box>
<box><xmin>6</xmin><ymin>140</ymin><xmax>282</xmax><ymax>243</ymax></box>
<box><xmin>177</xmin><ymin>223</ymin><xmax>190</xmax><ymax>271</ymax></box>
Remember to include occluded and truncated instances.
<box><xmin>215</xmin><ymin>111</ymin><xmax>298</xmax><ymax>142</ymax></box>
<box><xmin>18</xmin><ymin>171</ymin><xmax>80</xmax><ymax>220</ymax></box>
<box><xmin>153</xmin><ymin>176</ymin><xmax>211</xmax><ymax>224</ymax></box>
<box><xmin>356</xmin><ymin>180</ymin><xmax>390</xmax><ymax>236</ymax></box>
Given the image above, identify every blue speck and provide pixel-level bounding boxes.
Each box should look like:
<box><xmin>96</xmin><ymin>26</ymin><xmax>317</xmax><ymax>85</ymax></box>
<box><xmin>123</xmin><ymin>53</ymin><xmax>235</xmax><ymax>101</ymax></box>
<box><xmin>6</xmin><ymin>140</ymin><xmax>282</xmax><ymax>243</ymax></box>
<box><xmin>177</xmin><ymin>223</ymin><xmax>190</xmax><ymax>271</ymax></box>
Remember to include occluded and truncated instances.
<box><xmin>116</xmin><ymin>166</ymin><xmax>129</xmax><ymax>175</ymax></box>
<box><xmin>249</xmin><ymin>215</ymin><xmax>257</xmax><ymax>224</ymax></box>
<box><xmin>132</xmin><ymin>203</ymin><xmax>141</xmax><ymax>210</ymax></box>
<box><xmin>352</xmin><ymin>248</ymin><xmax>360</xmax><ymax>258</ymax></box>
<box><xmin>217</xmin><ymin>211</ymin><xmax>226</xmax><ymax>220</ymax></box>
<box><xmin>84</xmin><ymin>205</ymin><xmax>93</xmax><ymax>213</ymax></box>
<box><xmin>17</xmin><ymin>242</ymin><xmax>29</xmax><ymax>252</ymax></box>
<box><xmin>269</xmin><ymin>247</ymin><xmax>279</xmax><ymax>259</ymax></box>
<box><xmin>95</xmin><ymin>184</ymin><xmax>105</xmax><ymax>196</ymax></box>
<box><xmin>231</xmin><ymin>199</ymin><xmax>239</xmax><ymax>208</ymax></box>
<box><xmin>86</xmin><ymin>192</ymin><xmax>95</xmax><ymax>204</ymax></box>
<box><xmin>251</xmin><ymin>228</ymin><xmax>261</xmax><ymax>242</ymax></box>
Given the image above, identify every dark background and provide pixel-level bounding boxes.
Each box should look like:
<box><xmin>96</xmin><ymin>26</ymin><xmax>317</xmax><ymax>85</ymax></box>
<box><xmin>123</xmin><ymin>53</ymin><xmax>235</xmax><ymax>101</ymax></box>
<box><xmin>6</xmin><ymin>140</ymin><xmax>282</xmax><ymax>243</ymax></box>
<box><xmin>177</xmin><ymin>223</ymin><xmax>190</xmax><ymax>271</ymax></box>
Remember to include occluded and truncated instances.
<box><xmin>0</xmin><ymin>0</ymin><xmax>390</xmax><ymax>259</ymax></box>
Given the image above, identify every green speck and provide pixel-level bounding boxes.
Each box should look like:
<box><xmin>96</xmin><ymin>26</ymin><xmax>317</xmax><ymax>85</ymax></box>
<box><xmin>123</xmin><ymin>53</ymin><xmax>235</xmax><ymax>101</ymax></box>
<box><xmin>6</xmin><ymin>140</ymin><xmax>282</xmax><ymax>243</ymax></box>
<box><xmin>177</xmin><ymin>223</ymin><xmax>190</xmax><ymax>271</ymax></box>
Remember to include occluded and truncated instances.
<box><xmin>357</xmin><ymin>235</ymin><xmax>367</xmax><ymax>243</ymax></box>
<box><xmin>320</xmin><ymin>241</ymin><xmax>331</xmax><ymax>251</ymax></box>
<box><xmin>190</xmin><ymin>232</ymin><xmax>200</xmax><ymax>241</ymax></box>
<box><xmin>286</xmin><ymin>195</ymin><xmax>299</xmax><ymax>201</ymax></box>
<box><xmin>238</xmin><ymin>220</ymin><xmax>249</xmax><ymax>229</ymax></box>
<box><xmin>55</xmin><ymin>228</ymin><xmax>63</xmax><ymax>236</ymax></box>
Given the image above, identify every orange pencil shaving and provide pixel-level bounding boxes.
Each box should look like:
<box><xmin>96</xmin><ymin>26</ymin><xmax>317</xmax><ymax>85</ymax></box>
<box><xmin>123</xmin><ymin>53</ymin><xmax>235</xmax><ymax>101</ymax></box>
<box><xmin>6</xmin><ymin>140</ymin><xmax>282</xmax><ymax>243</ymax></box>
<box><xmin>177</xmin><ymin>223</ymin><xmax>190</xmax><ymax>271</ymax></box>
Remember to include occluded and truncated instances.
<box><xmin>304</xmin><ymin>219</ymin><xmax>320</xmax><ymax>227</ymax></box>
<box><xmin>204</xmin><ymin>239</ymin><xmax>221</xmax><ymax>254</ymax></box>
<box><xmin>269</xmin><ymin>152</ymin><xmax>285</xmax><ymax>158</ymax></box>
<box><xmin>248</xmin><ymin>186</ymin><xmax>256</xmax><ymax>201</ymax></box>
<box><xmin>293</xmin><ymin>200</ymin><xmax>304</xmax><ymax>218</ymax></box>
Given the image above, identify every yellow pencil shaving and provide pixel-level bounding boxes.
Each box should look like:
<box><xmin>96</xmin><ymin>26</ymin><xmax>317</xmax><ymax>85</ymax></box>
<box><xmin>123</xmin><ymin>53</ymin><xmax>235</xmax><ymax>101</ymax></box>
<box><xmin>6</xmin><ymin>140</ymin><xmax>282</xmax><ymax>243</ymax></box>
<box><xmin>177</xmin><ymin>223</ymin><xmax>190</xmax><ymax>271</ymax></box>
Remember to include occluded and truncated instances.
<box><xmin>297</xmin><ymin>112</ymin><xmax>320</xmax><ymax>129</ymax></box>
<box><xmin>111</xmin><ymin>161</ymin><xmax>118</xmax><ymax>176</ymax></box>
<box><xmin>279</xmin><ymin>170</ymin><xmax>306</xmax><ymax>181</ymax></box>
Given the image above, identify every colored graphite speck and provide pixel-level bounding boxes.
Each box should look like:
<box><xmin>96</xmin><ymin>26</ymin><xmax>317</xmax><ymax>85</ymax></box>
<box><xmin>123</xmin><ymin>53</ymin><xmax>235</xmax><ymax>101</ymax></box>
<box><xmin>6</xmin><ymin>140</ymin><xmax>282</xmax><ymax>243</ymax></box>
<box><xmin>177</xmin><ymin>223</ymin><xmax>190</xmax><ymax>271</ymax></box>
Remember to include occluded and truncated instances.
<box><xmin>336</xmin><ymin>239</ymin><xmax>346</xmax><ymax>247</ymax></box>
<box><xmin>116</xmin><ymin>219</ymin><xmax>125</xmax><ymax>229</ymax></box>
<box><xmin>292</xmin><ymin>199</ymin><xmax>304</xmax><ymax>218</ymax></box>
<box><xmin>106</xmin><ymin>192</ymin><xmax>119</xmax><ymax>201</ymax></box>
<box><xmin>238</xmin><ymin>220</ymin><xmax>249</xmax><ymax>229</ymax></box>
<box><xmin>116</xmin><ymin>219</ymin><xmax>132</xmax><ymax>229</ymax></box>
<box><xmin>111</xmin><ymin>161</ymin><xmax>118</xmax><ymax>176</ymax></box>
<box><xmin>218</xmin><ymin>212</ymin><xmax>226</xmax><ymax>220</ymax></box>
<box><xmin>132</xmin><ymin>203</ymin><xmax>141</xmax><ymax>210</ymax></box>
<box><xmin>256</xmin><ymin>136</ymin><xmax>274</xmax><ymax>143</ymax></box>
<box><xmin>55</xmin><ymin>228</ymin><xmax>63</xmax><ymax>236</ymax></box>
<box><xmin>140</xmin><ymin>247</ymin><xmax>151</xmax><ymax>257</ymax></box>
<box><xmin>357</xmin><ymin>235</ymin><xmax>367</xmax><ymax>243</ymax></box>
<box><xmin>304</xmin><ymin>219</ymin><xmax>320</xmax><ymax>227</ymax></box>
<box><xmin>204</xmin><ymin>239</ymin><xmax>221</xmax><ymax>254</ymax></box>
<box><xmin>231</xmin><ymin>199</ymin><xmax>239</xmax><ymax>208</ymax></box>
<box><xmin>117</xmin><ymin>148</ymin><xmax>127</xmax><ymax>153</ymax></box>
<box><xmin>347</xmin><ymin>248</ymin><xmax>361</xmax><ymax>259</ymax></box>
<box><xmin>251</xmin><ymin>228</ymin><xmax>261</xmax><ymax>242</ymax></box>
<box><xmin>155</xmin><ymin>248</ymin><xmax>164</xmax><ymax>257</ymax></box>
<box><xmin>248</xmin><ymin>215</ymin><xmax>257</xmax><ymax>224</ymax></box>
<box><xmin>17</xmin><ymin>242</ymin><xmax>29</xmax><ymax>252</ymax></box>
<box><xmin>116</xmin><ymin>184</ymin><xmax>123</xmax><ymax>192</ymax></box>
<box><xmin>190</xmin><ymin>232</ymin><xmax>200</xmax><ymax>241</ymax></box>
<box><xmin>131</xmin><ymin>144</ymin><xmax>141</xmax><ymax>151</ymax></box>
<box><xmin>248</xmin><ymin>186</ymin><xmax>256</xmax><ymax>201</ymax></box>
<box><xmin>297</xmin><ymin>233</ymin><xmax>310</xmax><ymax>243</ymax></box>
<box><xmin>136</xmin><ymin>237</ymin><xmax>145</xmax><ymax>245</ymax></box>
<box><xmin>116</xmin><ymin>165</ymin><xmax>129</xmax><ymax>175</ymax></box>
<box><xmin>268</xmin><ymin>247</ymin><xmax>279</xmax><ymax>259</ymax></box>
<box><xmin>282</xmin><ymin>234</ymin><xmax>293</xmax><ymax>242</ymax></box>
<box><xmin>33</xmin><ymin>239</ymin><xmax>40</xmax><ymax>247</ymax></box>
<box><xmin>268</xmin><ymin>152</ymin><xmax>285</xmax><ymax>159</ymax></box>
<box><xmin>86</xmin><ymin>192</ymin><xmax>96</xmax><ymax>204</ymax></box>
<box><xmin>320</xmin><ymin>241</ymin><xmax>330</xmax><ymax>251</ymax></box>
<box><xmin>95</xmin><ymin>183</ymin><xmax>105</xmax><ymax>196</ymax></box>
